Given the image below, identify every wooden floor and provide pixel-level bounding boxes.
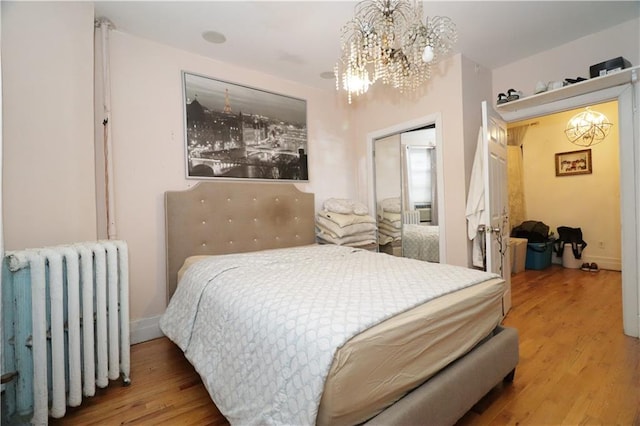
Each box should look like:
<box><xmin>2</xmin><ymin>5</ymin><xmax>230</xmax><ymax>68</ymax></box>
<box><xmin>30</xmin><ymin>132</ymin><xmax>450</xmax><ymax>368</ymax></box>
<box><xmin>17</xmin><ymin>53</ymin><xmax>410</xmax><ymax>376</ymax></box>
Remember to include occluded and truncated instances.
<box><xmin>50</xmin><ymin>265</ymin><xmax>639</xmax><ymax>425</ymax></box>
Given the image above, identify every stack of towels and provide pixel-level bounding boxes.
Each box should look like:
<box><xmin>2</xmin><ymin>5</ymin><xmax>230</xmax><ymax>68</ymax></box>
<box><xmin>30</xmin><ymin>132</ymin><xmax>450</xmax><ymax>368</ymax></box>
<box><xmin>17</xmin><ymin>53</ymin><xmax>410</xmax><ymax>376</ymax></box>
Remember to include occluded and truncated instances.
<box><xmin>377</xmin><ymin>197</ymin><xmax>402</xmax><ymax>245</ymax></box>
<box><xmin>316</xmin><ymin>198</ymin><xmax>377</xmax><ymax>247</ymax></box>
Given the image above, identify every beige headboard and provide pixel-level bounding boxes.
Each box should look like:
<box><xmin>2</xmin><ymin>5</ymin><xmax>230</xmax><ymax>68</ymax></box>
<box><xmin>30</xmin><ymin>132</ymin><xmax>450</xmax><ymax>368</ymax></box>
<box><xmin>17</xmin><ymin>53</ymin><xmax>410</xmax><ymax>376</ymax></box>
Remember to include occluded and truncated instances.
<box><xmin>164</xmin><ymin>181</ymin><xmax>316</xmax><ymax>301</ymax></box>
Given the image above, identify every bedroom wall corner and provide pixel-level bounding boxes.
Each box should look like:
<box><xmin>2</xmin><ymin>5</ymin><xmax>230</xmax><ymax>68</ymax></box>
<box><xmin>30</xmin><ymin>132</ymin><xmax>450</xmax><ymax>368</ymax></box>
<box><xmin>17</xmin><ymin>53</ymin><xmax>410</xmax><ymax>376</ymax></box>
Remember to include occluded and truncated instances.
<box><xmin>130</xmin><ymin>315</ymin><xmax>163</xmax><ymax>345</ymax></box>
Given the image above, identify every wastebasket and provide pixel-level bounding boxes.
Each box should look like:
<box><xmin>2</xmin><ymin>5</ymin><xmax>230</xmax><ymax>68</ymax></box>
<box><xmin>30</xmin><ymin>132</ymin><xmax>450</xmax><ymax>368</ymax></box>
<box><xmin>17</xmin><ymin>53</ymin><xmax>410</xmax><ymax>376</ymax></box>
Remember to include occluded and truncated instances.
<box><xmin>553</xmin><ymin>226</ymin><xmax>587</xmax><ymax>266</ymax></box>
<box><xmin>562</xmin><ymin>244</ymin><xmax>583</xmax><ymax>269</ymax></box>
<box><xmin>525</xmin><ymin>241</ymin><xmax>553</xmax><ymax>270</ymax></box>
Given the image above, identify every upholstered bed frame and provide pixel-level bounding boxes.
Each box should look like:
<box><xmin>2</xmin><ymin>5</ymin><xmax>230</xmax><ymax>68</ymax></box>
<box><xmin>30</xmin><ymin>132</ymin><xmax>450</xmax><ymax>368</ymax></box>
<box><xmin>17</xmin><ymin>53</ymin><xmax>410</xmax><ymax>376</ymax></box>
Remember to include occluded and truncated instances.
<box><xmin>164</xmin><ymin>181</ymin><xmax>519</xmax><ymax>425</ymax></box>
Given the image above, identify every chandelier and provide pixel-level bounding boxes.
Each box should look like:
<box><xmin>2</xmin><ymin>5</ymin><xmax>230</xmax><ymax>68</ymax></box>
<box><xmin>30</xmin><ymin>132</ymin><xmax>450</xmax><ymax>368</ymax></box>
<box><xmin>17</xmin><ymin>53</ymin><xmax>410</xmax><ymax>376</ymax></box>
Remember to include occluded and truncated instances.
<box><xmin>564</xmin><ymin>108</ymin><xmax>613</xmax><ymax>147</ymax></box>
<box><xmin>334</xmin><ymin>0</ymin><xmax>457</xmax><ymax>103</ymax></box>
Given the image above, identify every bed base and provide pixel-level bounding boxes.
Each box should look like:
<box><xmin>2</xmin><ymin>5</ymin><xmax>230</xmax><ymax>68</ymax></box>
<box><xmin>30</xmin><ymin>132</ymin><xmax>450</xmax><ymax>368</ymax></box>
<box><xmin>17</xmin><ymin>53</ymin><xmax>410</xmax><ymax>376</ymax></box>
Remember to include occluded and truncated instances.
<box><xmin>365</xmin><ymin>326</ymin><xmax>519</xmax><ymax>426</ymax></box>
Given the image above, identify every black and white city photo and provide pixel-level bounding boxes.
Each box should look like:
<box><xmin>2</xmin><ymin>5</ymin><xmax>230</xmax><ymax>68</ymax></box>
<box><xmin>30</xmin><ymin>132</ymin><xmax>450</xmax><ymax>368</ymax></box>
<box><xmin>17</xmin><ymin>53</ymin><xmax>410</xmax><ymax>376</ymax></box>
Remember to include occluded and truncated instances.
<box><xmin>183</xmin><ymin>72</ymin><xmax>308</xmax><ymax>181</ymax></box>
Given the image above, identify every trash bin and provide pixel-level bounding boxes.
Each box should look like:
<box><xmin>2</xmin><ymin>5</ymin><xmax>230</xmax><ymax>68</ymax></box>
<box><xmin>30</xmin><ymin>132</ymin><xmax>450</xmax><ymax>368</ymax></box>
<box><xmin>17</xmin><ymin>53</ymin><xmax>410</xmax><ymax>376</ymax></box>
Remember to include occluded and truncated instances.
<box><xmin>562</xmin><ymin>244</ymin><xmax>583</xmax><ymax>269</ymax></box>
<box><xmin>525</xmin><ymin>241</ymin><xmax>553</xmax><ymax>270</ymax></box>
<box><xmin>553</xmin><ymin>226</ymin><xmax>587</xmax><ymax>268</ymax></box>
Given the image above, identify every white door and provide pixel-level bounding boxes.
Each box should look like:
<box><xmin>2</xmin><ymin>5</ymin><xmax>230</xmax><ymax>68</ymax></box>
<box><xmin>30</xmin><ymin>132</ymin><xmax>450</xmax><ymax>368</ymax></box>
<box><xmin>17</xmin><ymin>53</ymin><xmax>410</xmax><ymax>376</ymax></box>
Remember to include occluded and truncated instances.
<box><xmin>481</xmin><ymin>101</ymin><xmax>511</xmax><ymax>314</ymax></box>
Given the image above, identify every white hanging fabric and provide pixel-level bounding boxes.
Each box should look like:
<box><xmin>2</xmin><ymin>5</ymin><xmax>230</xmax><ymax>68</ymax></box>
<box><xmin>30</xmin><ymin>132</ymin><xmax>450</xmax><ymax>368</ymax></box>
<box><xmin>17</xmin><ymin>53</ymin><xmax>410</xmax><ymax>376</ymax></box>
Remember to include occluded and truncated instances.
<box><xmin>465</xmin><ymin>127</ymin><xmax>485</xmax><ymax>269</ymax></box>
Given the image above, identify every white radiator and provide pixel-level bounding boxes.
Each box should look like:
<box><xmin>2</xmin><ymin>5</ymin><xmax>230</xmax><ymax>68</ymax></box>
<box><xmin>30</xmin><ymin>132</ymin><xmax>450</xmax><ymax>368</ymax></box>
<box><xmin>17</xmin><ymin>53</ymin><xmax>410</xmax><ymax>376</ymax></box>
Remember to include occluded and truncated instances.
<box><xmin>402</xmin><ymin>210</ymin><xmax>421</xmax><ymax>225</ymax></box>
<box><xmin>1</xmin><ymin>240</ymin><xmax>130</xmax><ymax>425</ymax></box>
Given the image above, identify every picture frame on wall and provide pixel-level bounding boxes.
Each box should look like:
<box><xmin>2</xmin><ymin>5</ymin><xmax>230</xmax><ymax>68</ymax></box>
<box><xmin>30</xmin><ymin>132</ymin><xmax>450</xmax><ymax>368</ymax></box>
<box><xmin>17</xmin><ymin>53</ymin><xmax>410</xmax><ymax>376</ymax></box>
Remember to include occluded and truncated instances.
<box><xmin>182</xmin><ymin>71</ymin><xmax>308</xmax><ymax>181</ymax></box>
<box><xmin>555</xmin><ymin>148</ymin><xmax>592</xmax><ymax>177</ymax></box>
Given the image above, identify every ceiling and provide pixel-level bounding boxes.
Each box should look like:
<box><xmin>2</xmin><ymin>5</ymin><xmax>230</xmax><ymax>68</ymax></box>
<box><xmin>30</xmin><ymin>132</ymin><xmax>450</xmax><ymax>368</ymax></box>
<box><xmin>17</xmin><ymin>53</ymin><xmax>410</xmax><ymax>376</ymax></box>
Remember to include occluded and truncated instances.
<box><xmin>94</xmin><ymin>1</ymin><xmax>640</xmax><ymax>90</ymax></box>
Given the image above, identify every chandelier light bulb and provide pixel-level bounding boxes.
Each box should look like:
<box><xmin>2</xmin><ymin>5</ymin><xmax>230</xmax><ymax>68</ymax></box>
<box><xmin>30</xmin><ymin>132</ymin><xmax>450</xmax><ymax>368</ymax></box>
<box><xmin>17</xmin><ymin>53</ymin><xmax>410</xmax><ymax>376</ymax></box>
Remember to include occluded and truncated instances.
<box><xmin>422</xmin><ymin>45</ymin><xmax>434</xmax><ymax>63</ymax></box>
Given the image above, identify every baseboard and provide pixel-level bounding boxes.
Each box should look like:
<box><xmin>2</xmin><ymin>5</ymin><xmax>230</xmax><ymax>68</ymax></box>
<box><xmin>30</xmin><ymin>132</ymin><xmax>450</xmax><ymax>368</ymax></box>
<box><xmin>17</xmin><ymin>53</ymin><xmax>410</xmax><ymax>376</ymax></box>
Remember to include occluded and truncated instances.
<box><xmin>582</xmin><ymin>255</ymin><xmax>621</xmax><ymax>271</ymax></box>
<box><xmin>551</xmin><ymin>253</ymin><xmax>620</xmax><ymax>271</ymax></box>
<box><xmin>129</xmin><ymin>315</ymin><xmax>164</xmax><ymax>345</ymax></box>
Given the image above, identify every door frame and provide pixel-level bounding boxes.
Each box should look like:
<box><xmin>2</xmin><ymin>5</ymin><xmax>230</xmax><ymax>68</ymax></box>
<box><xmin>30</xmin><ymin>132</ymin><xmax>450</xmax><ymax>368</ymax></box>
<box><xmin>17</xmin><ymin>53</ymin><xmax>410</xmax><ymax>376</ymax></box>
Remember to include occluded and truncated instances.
<box><xmin>498</xmin><ymin>82</ymin><xmax>639</xmax><ymax>338</ymax></box>
<box><xmin>366</xmin><ymin>113</ymin><xmax>447</xmax><ymax>263</ymax></box>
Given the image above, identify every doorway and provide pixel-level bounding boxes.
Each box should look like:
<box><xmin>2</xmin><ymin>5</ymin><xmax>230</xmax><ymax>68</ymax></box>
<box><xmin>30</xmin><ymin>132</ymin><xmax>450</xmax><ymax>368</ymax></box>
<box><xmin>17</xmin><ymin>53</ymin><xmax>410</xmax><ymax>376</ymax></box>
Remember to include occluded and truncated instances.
<box><xmin>507</xmin><ymin>100</ymin><xmax>621</xmax><ymax>272</ymax></box>
<box><xmin>497</xmin><ymin>75</ymin><xmax>638</xmax><ymax>338</ymax></box>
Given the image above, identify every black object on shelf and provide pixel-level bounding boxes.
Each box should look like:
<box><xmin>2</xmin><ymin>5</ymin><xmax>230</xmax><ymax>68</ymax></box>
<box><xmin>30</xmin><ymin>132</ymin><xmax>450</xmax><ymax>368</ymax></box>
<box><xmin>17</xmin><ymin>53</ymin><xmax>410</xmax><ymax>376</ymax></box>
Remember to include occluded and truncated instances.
<box><xmin>590</xmin><ymin>57</ymin><xmax>631</xmax><ymax>78</ymax></box>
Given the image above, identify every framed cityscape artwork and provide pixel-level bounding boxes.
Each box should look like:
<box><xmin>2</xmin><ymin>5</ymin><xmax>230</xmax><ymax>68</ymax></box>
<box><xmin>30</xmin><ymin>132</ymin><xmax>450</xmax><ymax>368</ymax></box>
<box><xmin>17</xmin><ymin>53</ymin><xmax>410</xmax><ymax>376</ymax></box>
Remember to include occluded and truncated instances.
<box><xmin>182</xmin><ymin>71</ymin><xmax>308</xmax><ymax>181</ymax></box>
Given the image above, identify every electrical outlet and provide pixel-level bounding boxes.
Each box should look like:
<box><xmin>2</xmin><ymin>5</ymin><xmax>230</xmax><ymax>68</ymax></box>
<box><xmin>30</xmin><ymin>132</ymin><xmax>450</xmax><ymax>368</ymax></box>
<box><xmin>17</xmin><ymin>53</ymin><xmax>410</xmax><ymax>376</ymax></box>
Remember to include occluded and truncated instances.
<box><xmin>598</xmin><ymin>241</ymin><xmax>605</xmax><ymax>249</ymax></box>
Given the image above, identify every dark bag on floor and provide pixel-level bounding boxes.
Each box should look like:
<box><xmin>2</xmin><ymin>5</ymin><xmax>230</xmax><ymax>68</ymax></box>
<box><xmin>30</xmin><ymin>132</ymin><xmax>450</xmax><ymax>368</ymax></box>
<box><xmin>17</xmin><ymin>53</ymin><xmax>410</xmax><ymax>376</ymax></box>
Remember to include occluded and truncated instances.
<box><xmin>510</xmin><ymin>221</ymin><xmax>550</xmax><ymax>243</ymax></box>
<box><xmin>554</xmin><ymin>226</ymin><xmax>587</xmax><ymax>259</ymax></box>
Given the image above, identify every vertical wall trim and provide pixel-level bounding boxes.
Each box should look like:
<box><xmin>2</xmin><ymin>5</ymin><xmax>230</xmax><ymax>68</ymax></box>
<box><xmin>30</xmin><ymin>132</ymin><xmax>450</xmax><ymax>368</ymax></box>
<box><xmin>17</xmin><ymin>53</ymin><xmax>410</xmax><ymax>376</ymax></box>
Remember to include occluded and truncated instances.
<box><xmin>0</xmin><ymin>1</ymin><xmax>5</xmax><ymax>384</ymax></box>
<box><xmin>96</xmin><ymin>18</ymin><xmax>117</xmax><ymax>240</ymax></box>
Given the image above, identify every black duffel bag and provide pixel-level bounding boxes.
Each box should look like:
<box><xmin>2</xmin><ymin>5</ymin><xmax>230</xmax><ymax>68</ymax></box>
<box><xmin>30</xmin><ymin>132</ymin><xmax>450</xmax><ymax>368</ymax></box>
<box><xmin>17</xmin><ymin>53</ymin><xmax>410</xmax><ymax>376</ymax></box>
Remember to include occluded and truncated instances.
<box><xmin>510</xmin><ymin>220</ymin><xmax>550</xmax><ymax>243</ymax></box>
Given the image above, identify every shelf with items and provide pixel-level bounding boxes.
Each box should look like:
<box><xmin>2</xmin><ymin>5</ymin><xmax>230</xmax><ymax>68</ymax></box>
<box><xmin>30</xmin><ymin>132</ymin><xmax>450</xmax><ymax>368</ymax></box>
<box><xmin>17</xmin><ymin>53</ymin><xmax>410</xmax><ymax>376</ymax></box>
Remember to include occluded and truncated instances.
<box><xmin>496</xmin><ymin>66</ymin><xmax>639</xmax><ymax>113</ymax></box>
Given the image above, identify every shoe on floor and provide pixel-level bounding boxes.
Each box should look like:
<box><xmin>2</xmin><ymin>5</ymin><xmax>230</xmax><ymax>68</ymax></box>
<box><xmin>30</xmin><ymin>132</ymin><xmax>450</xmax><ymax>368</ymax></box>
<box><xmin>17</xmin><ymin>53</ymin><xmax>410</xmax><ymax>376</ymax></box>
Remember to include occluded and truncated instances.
<box><xmin>589</xmin><ymin>262</ymin><xmax>599</xmax><ymax>272</ymax></box>
<box><xmin>580</xmin><ymin>263</ymin><xmax>590</xmax><ymax>271</ymax></box>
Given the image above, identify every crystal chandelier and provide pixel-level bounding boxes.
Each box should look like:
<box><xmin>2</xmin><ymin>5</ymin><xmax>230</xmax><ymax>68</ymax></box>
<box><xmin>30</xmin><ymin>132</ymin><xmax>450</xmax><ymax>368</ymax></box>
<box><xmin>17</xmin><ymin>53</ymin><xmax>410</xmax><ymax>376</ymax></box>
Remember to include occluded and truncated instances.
<box><xmin>564</xmin><ymin>108</ymin><xmax>613</xmax><ymax>147</ymax></box>
<box><xmin>335</xmin><ymin>0</ymin><xmax>457</xmax><ymax>103</ymax></box>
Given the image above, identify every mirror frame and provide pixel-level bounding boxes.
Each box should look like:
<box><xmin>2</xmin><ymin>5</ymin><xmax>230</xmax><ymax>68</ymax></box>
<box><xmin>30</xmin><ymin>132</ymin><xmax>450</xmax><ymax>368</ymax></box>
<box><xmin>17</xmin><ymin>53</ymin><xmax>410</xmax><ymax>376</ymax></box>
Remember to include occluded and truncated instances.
<box><xmin>366</xmin><ymin>113</ymin><xmax>446</xmax><ymax>263</ymax></box>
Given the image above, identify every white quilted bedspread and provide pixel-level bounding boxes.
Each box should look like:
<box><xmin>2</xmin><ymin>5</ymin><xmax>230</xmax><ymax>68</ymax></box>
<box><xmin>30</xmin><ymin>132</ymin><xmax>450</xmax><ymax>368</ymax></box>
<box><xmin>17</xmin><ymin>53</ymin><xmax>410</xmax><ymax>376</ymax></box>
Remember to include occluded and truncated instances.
<box><xmin>403</xmin><ymin>224</ymin><xmax>440</xmax><ymax>263</ymax></box>
<box><xmin>160</xmin><ymin>244</ymin><xmax>498</xmax><ymax>426</ymax></box>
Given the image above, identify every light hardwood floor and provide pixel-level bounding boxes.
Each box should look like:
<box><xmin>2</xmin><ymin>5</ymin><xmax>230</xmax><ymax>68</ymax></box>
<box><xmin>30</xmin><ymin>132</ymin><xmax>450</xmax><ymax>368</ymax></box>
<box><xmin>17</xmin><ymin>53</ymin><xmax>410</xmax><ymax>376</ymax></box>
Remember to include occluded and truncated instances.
<box><xmin>51</xmin><ymin>265</ymin><xmax>639</xmax><ymax>425</ymax></box>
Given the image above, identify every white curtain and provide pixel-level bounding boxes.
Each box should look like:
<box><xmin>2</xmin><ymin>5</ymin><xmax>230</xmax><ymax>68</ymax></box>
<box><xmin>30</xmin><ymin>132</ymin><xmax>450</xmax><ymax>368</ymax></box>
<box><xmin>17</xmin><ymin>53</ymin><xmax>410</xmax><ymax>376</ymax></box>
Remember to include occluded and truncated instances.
<box><xmin>507</xmin><ymin>125</ymin><xmax>528</xmax><ymax>229</ymax></box>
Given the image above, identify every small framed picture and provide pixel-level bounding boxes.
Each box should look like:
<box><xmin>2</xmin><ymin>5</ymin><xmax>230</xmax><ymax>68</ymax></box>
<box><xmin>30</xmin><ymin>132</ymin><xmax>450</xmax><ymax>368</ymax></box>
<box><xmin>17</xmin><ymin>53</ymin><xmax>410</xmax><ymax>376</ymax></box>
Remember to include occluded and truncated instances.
<box><xmin>555</xmin><ymin>149</ymin><xmax>592</xmax><ymax>177</ymax></box>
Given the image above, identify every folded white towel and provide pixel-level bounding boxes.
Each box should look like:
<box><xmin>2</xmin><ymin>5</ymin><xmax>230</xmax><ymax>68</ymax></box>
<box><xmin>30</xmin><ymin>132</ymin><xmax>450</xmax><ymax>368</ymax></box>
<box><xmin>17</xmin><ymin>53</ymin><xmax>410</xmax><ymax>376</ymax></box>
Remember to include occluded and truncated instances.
<box><xmin>316</xmin><ymin>216</ymin><xmax>377</xmax><ymax>238</ymax></box>
<box><xmin>318</xmin><ymin>210</ymin><xmax>376</xmax><ymax>227</ymax></box>
<box><xmin>323</xmin><ymin>198</ymin><xmax>369</xmax><ymax>215</ymax></box>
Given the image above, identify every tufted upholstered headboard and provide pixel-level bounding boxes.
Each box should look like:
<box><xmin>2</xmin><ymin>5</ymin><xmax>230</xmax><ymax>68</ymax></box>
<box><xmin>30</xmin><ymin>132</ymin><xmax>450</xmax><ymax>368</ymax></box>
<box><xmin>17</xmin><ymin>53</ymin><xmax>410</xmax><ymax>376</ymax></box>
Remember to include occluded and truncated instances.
<box><xmin>164</xmin><ymin>181</ymin><xmax>316</xmax><ymax>301</ymax></box>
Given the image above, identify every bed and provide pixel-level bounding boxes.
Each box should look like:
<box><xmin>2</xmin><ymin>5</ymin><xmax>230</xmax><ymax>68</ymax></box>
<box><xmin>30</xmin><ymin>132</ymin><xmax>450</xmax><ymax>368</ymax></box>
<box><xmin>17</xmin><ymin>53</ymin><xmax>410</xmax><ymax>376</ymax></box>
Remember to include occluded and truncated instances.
<box><xmin>403</xmin><ymin>224</ymin><xmax>440</xmax><ymax>263</ymax></box>
<box><xmin>161</xmin><ymin>182</ymin><xmax>519</xmax><ymax>426</ymax></box>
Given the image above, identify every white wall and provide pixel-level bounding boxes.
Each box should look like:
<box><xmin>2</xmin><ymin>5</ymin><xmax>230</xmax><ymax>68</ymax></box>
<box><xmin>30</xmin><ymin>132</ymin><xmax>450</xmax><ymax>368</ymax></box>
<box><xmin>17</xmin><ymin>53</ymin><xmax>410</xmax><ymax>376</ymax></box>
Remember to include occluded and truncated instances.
<box><xmin>515</xmin><ymin>101</ymin><xmax>621</xmax><ymax>270</ymax></box>
<box><xmin>104</xmin><ymin>31</ymin><xmax>354</xmax><ymax>334</ymax></box>
<box><xmin>2</xmin><ymin>2</ymin><xmax>97</xmax><ymax>250</ymax></box>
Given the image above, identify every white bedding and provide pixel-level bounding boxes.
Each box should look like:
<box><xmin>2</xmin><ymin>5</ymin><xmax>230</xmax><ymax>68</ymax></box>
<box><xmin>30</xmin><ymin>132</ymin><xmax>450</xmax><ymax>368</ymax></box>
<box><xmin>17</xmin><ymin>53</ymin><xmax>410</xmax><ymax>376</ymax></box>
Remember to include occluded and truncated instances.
<box><xmin>160</xmin><ymin>244</ymin><xmax>499</xmax><ymax>425</ymax></box>
<box><xmin>403</xmin><ymin>224</ymin><xmax>440</xmax><ymax>262</ymax></box>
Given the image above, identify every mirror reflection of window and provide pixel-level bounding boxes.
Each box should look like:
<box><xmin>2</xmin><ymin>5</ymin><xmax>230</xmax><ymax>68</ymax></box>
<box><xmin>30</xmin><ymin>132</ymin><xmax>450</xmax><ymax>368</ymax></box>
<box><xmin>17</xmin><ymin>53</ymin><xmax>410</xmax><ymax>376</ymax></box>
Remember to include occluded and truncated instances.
<box><xmin>400</xmin><ymin>128</ymin><xmax>440</xmax><ymax>263</ymax></box>
<box><xmin>406</xmin><ymin>146</ymin><xmax>433</xmax><ymax>216</ymax></box>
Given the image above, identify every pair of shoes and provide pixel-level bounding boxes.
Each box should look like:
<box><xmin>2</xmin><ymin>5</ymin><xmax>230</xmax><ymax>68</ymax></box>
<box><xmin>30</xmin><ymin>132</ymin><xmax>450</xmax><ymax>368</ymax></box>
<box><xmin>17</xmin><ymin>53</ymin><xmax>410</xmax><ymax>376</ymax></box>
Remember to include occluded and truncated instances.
<box><xmin>506</xmin><ymin>88</ymin><xmax>522</xmax><ymax>101</ymax></box>
<box><xmin>589</xmin><ymin>262</ymin><xmax>599</xmax><ymax>272</ymax></box>
<box><xmin>564</xmin><ymin>77</ymin><xmax>587</xmax><ymax>85</ymax></box>
<box><xmin>496</xmin><ymin>89</ymin><xmax>523</xmax><ymax>105</ymax></box>
<box><xmin>580</xmin><ymin>263</ymin><xmax>590</xmax><ymax>271</ymax></box>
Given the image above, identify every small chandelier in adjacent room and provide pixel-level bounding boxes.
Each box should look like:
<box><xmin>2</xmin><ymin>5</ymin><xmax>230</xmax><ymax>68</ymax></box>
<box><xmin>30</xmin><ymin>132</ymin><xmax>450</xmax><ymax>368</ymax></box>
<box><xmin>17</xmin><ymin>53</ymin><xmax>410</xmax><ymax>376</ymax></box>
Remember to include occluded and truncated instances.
<box><xmin>334</xmin><ymin>0</ymin><xmax>457</xmax><ymax>103</ymax></box>
<box><xmin>564</xmin><ymin>108</ymin><xmax>613</xmax><ymax>147</ymax></box>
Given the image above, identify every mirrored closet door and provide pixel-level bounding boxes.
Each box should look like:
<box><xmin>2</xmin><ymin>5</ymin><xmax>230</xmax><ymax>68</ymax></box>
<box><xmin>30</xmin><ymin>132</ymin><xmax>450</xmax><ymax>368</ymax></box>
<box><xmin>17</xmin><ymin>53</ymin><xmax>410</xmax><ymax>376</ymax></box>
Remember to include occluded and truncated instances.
<box><xmin>374</xmin><ymin>125</ymin><xmax>441</xmax><ymax>262</ymax></box>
